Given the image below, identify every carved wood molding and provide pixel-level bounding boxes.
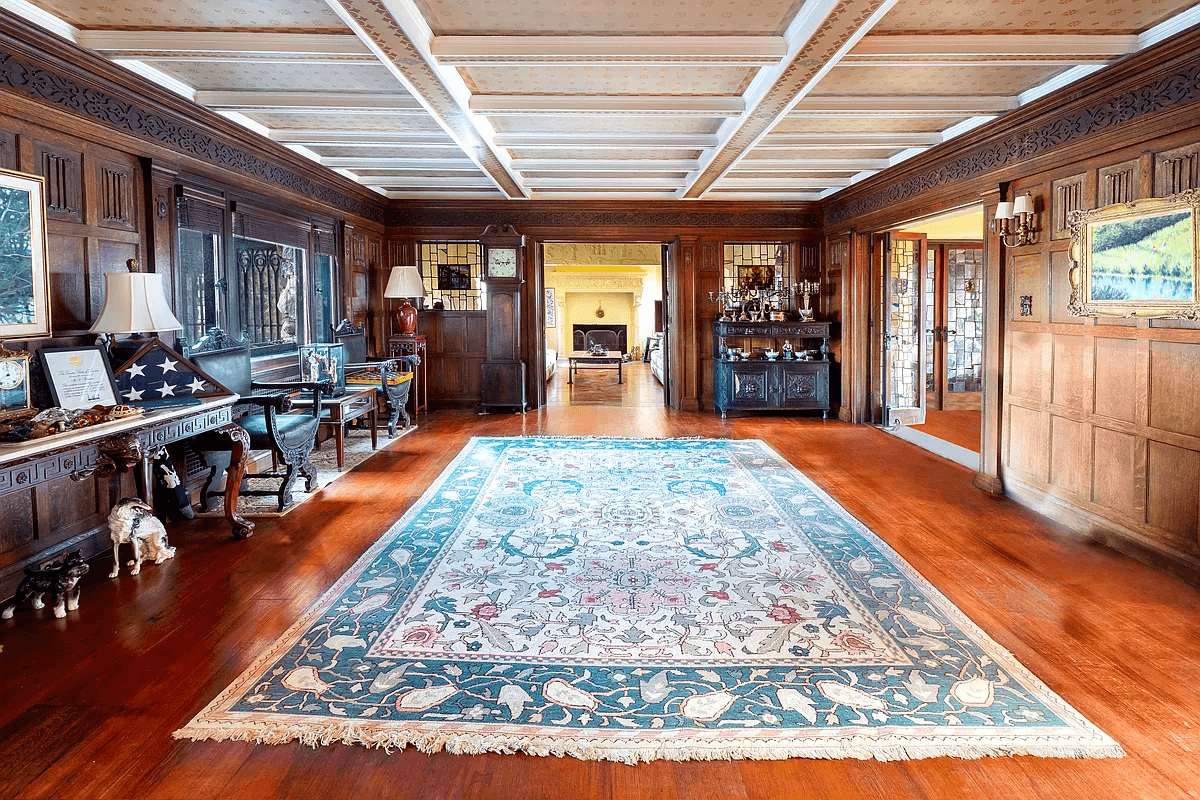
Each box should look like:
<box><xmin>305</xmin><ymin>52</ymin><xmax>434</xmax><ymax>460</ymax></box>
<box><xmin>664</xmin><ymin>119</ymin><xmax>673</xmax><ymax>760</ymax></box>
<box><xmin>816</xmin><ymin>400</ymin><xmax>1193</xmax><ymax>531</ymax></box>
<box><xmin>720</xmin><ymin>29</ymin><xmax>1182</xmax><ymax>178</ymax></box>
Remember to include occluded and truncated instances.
<box><xmin>0</xmin><ymin>43</ymin><xmax>384</xmax><ymax>223</ymax></box>
<box><xmin>389</xmin><ymin>206</ymin><xmax>820</xmax><ymax>229</ymax></box>
<box><xmin>825</xmin><ymin>61</ymin><xmax>1200</xmax><ymax>226</ymax></box>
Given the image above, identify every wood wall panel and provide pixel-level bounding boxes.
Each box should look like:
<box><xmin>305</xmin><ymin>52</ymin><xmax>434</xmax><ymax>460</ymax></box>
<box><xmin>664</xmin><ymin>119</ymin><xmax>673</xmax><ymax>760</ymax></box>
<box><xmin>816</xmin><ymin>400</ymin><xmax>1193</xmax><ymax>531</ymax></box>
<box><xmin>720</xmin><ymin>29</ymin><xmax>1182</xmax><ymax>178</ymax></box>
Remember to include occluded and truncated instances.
<box><xmin>1092</xmin><ymin>427</ymin><xmax>1141</xmax><ymax>517</ymax></box>
<box><xmin>1052</xmin><ymin>334</ymin><xmax>1089</xmax><ymax>411</ymax></box>
<box><xmin>47</xmin><ymin>233</ymin><xmax>88</xmax><ymax>331</ymax></box>
<box><xmin>1146</xmin><ymin>440</ymin><xmax>1199</xmax><ymax>542</ymax></box>
<box><xmin>1099</xmin><ymin>158</ymin><xmax>1140</xmax><ymax>205</ymax></box>
<box><xmin>0</xmin><ymin>129</ymin><xmax>15</xmax><ymax>169</ymax></box>
<box><xmin>1010</xmin><ymin>252</ymin><xmax>1047</xmax><ymax>324</ymax></box>
<box><xmin>1007</xmin><ymin>404</ymin><xmax>1049</xmax><ymax>483</ymax></box>
<box><xmin>1148</xmin><ymin>340</ymin><xmax>1200</xmax><ymax>437</ymax></box>
<box><xmin>1008</xmin><ymin>331</ymin><xmax>1050</xmax><ymax>403</ymax></box>
<box><xmin>1093</xmin><ymin>337</ymin><xmax>1139</xmax><ymax>423</ymax></box>
<box><xmin>1050</xmin><ymin>415</ymin><xmax>1091</xmax><ymax>500</ymax></box>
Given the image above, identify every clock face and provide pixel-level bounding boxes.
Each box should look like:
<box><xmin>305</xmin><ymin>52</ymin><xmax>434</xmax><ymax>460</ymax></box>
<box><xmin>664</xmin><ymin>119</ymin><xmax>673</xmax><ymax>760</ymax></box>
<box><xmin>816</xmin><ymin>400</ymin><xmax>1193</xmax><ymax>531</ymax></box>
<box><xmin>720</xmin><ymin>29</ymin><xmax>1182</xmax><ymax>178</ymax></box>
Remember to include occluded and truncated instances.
<box><xmin>487</xmin><ymin>247</ymin><xmax>519</xmax><ymax>279</ymax></box>
<box><xmin>0</xmin><ymin>359</ymin><xmax>24</xmax><ymax>390</ymax></box>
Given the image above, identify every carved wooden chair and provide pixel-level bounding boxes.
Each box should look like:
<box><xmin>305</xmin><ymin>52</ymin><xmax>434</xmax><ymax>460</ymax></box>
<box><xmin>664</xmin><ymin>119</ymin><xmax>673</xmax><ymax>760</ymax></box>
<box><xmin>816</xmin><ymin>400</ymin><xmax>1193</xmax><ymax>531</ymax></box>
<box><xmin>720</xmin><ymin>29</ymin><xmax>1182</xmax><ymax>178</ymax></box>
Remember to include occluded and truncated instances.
<box><xmin>187</xmin><ymin>328</ymin><xmax>330</xmax><ymax>512</ymax></box>
<box><xmin>333</xmin><ymin>320</ymin><xmax>418</xmax><ymax>437</ymax></box>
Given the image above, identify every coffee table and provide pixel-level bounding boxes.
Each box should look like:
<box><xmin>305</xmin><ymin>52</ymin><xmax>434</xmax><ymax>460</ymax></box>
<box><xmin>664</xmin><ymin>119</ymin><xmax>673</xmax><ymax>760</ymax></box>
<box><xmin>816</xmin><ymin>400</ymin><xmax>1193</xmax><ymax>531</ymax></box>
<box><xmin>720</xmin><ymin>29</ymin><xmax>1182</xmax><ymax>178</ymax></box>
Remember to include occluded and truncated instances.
<box><xmin>290</xmin><ymin>385</ymin><xmax>377</xmax><ymax>470</ymax></box>
<box><xmin>568</xmin><ymin>350</ymin><xmax>623</xmax><ymax>384</ymax></box>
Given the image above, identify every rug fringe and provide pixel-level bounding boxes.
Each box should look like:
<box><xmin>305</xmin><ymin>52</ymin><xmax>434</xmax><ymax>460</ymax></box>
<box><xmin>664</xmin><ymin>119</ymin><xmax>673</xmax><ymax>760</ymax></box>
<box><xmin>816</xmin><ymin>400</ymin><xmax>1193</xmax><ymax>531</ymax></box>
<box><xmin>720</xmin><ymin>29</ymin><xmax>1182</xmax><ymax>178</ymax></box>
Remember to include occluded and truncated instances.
<box><xmin>173</xmin><ymin>723</ymin><xmax>1124</xmax><ymax>765</ymax></box>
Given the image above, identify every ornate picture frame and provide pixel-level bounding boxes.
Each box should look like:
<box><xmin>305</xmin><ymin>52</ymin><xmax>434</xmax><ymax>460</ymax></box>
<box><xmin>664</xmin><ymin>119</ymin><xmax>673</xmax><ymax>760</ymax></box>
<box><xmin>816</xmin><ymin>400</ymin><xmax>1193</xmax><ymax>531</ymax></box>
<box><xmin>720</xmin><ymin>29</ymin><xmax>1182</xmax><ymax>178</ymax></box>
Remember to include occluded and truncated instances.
<box><xmin>40</xmin><ymin>345</ymin><xmax>120</xmax><ymax>410</ymax></box>
<box><xmin>544</xmin><ymin>287</ymin><xmax>556</xmax><ymax>328</ymax></box>
<box><xmin>0</xmin><ymin>167</ymin><xmax>52</xmax><ymax>340</ymax></box>
<box><xmin>1067</xmin><ymin>190</ymin><xmax>1200</xmax><ymax>319</ymax></box>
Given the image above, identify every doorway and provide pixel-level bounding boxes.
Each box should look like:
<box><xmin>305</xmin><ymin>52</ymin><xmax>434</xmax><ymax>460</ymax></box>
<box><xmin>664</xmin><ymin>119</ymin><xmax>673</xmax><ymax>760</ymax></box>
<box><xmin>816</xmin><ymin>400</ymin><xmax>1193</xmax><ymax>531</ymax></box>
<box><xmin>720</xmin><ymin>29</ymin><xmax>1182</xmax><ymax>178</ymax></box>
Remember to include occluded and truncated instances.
<box><xmin>539</xmin><ymin>242</ymin><xmax>668</xmax><ymax>408</ymax></box>
<box><xmin>874</xmin><ymin>208</ymin><xmax>986</xmax><ymax>463</ymax></box>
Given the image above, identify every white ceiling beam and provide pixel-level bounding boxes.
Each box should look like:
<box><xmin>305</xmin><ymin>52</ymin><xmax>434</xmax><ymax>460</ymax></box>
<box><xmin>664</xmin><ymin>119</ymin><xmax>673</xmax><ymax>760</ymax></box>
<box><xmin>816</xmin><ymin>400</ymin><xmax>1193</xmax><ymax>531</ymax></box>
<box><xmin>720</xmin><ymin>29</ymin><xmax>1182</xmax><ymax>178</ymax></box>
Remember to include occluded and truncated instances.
<box><xmin>523</xmin><ymin>177</ymin><xmax>686</xmax><ymax>189</ymax></box>
<box><xmin>470</xmin><ymin>95</ymin><xmax>744</xmax><ymax>116</ymax></box>
<box><xmin>78</xmin><ymin>31</ymin><xmax>376</xmax><ymax>61</ymax></box>
<box><xmin>193</xmin><ymin>91</ymin><xmax>423</xmax><ymax>111</ymax></box>
<box><xmin>321</xmin><ymin>157</ymin><xmax>481</xmax><ymax>170</ymax></box>
<box><xmin>325</xmin><ymin>0</ymin><xmax>527</xmax><ymax>198</ymax></box>
<box><xmin>509</xmin><ymin>159</ymin><xmax>699</xmax><ymax>171</ymax></box>
<box><xmin>684</xmin><ymin>0</ymin><xmax>900</xmax><ymax>199</ymax></box>
<box><xmin>729</xmin><ymin>158</ymin><xmax>890</xmax><ymax>171</ymax></box>
<box><xmin>717</xmin><ymin>177</ymin><xmax>853</xmax><ymax>189</ymax></box>
<box><xmin>705</xmin><ymin>190</ymin><xmax>824</xmax><ymax>201</ymax></box>
<box><xmin>755</xmin><ymin>132</ymin><xmax>942</xmax><ymax>148</ymax></box>
<box><xmin>494</xmin><ymin>133</ymin><xmax>720</xmax><ymax>149</ymax></box>
<box><xmin>431</xmin><ymin>35</ymin><xmax>786</xmax><ymax>65</ymax></box>
<box><xmin>793</xmin><ymin>95</ymin><xmax>1018</xmax><ymax>114</ymax></box>
<box><xmin>269</xmin><ymin>130</ymin><xmax>459</xmax><ymax>146</ymax></box>
<box><xmin>847</xmin><ymin>33</ymin><xmax>1138</xmax><ymax>65</ymax></box>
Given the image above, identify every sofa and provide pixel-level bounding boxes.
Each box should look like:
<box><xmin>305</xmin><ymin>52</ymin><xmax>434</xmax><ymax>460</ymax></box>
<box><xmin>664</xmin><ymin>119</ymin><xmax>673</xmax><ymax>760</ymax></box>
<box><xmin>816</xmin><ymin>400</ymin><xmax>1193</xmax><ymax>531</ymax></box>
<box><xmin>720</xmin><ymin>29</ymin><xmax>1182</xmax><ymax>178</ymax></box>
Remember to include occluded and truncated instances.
<box><xmin>545</xmin><ymin>347</ymin><xmax>557</xmax><ymax>381</ymax></box>
<box><xmin>648</xmin><ymin>333</ymin><xmax>665</xmax><ymax>384</ymax></box>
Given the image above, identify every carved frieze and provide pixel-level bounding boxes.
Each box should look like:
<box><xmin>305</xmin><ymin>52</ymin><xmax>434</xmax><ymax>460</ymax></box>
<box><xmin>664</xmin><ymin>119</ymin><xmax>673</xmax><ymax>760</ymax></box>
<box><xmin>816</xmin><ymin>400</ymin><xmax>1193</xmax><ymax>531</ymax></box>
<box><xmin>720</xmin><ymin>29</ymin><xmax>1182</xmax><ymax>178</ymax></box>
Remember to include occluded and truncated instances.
<box><xmin>826</xmin><ymin>63</ymin><xmax>1200</xmax><ymax>225</ymax></box>
<box><xmin>389</xmin><ymin>207</ymin><xmax>820</xmax><ymax>229</ymax></box>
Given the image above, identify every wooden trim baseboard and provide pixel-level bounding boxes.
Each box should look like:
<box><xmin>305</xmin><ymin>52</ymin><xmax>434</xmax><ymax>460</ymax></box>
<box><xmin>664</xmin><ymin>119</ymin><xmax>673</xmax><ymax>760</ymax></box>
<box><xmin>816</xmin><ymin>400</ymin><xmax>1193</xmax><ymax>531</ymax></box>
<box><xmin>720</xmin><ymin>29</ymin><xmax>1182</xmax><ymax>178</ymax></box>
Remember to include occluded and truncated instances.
<box><xmin>1005</xmin><ymin>475</ymin><xmax>1200</xmax><ymax>585</ymax></box>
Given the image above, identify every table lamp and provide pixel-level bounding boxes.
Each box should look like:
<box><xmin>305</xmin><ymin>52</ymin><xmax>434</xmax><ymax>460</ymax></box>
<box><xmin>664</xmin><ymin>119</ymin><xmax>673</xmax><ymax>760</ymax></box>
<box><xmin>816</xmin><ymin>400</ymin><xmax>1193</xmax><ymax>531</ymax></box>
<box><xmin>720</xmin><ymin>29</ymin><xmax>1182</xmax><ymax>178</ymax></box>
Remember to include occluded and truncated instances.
<box><xmin>384</xmin><ymin>265</ymin><xmax>426</xmax><ymax>337</ymax></box>
<box><xmin>90</xmin><ymin>260</ymin><xmax>184</xmax><ymax>364</ymax></box>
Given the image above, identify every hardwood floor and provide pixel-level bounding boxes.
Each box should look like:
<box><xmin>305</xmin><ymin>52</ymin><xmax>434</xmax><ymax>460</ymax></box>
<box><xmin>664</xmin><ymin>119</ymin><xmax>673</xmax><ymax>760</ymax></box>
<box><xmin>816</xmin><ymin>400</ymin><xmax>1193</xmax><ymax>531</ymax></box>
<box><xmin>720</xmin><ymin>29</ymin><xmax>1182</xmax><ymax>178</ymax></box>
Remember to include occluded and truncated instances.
<box><xmin>911</xmin><ymin>410</ymin><xmax>983</xmax><ymax>453</ymax></box>
<box><xmin>2</xmin><ymin>404</ymin><xmax>1199</xmax><ymax>800</ymax></box>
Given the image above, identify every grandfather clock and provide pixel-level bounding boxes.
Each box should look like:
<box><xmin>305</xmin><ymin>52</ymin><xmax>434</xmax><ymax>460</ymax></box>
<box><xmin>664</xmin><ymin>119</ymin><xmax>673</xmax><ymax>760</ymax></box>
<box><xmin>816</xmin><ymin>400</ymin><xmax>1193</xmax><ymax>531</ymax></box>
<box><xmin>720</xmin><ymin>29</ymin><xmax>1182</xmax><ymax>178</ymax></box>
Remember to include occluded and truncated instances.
<box><xmin>479</xmin><ymin>224</ymin><xmax>527</xmax><ymax>412</ymax></box>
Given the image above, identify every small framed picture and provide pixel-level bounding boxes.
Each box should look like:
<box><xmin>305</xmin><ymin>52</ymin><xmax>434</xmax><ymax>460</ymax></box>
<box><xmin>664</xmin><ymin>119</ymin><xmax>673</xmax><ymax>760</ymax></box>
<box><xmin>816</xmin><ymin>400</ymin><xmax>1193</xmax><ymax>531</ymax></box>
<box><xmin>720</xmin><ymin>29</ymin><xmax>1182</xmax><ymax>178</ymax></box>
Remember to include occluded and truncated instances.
<box><xmin>40</xmin><ymin>345</ymin><xmax>120</xmax><ymax>409</ymax></box>
<box><xmin>0</xmin><ymin>345</ymin><xmax>32</xmax><ymax>419</ymax></box>
<box><xmin>299</xmin><ymin>342</ymin><xmax>345</xmax><ymax>397</ymax></box>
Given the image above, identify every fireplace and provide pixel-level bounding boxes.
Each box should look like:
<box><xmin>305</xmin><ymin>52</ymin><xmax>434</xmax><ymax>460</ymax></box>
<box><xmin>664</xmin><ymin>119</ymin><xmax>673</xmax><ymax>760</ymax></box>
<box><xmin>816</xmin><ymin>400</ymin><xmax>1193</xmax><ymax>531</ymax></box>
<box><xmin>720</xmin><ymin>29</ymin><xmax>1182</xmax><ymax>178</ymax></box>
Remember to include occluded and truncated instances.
<box><xmin>572</xmin><ymin>324</ymin><xmax>627</xmax><ymax>353</ymax></box>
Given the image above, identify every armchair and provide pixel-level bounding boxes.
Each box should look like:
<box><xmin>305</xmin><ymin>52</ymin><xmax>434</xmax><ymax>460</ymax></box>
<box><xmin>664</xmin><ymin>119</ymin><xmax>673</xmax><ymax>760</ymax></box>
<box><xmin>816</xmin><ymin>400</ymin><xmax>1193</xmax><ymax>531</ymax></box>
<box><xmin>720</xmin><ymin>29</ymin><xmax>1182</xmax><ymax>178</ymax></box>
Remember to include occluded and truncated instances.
<box><xmin>333</xmin><ymin>320</ymin><xmax>418</xmax><ymax>437</ymax></box>
<box><xmin>187</xmin><ymin>328</ymin><xmax>331</xmax><ymax>512</ymax></box>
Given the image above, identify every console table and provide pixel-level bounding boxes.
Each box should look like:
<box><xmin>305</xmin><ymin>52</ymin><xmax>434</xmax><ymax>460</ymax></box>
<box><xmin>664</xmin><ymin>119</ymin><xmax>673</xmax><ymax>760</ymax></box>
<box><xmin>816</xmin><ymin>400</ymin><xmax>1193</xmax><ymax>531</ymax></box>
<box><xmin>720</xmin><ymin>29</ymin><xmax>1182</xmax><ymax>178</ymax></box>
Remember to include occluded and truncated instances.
<box><xmin>712</xmin><ymin>320</ymin><xmax>833</xmax><ymax>418</ymax></box>
<box><xmin>0</xmin><ymin>396</ymin><xmax>247</xmax><ymax>597</ymax></box>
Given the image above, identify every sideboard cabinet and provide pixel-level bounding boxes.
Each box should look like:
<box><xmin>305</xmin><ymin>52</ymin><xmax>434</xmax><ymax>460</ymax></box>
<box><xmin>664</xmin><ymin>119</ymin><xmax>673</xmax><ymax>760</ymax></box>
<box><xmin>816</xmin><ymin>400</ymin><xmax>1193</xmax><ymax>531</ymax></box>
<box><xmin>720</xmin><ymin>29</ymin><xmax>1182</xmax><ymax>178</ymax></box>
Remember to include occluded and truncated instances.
<box><xmin>711</xmin><ymin>320</ymin><xmax>832</xmax><ymax>418</ymax></box>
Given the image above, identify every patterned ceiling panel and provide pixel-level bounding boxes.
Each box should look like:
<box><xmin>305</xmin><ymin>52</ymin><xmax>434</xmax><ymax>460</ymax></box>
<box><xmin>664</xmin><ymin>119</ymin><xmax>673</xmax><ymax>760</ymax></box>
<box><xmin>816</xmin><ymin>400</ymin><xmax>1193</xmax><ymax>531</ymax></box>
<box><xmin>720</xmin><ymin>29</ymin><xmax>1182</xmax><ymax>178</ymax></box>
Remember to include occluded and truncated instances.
<box><xmin>412</xmin><ymin>0</ymin><xmax>806</xmax><ymax>35</ymax></box>
<box><xmin>460</xmin><ymin>65</ymin><xmax>757</xmax><ymax>96</ymax></box>
<box><xmin>151</xmin><ymin>61</ymin><xmax>407</xmax><ymax>94</ymax></box>
<box><xmin>352</xmin><ymin>169</ymin><xmax>491</xmax><ymax>178</ymax></box>
<box><xmin>32</xmin><ymin>0</ymin><xmax>345</xmax><ymax>30</ymax></box>
<box><xmin>875</xmin><ymin>0</ymin><xmax>1197</xmax><ymax>33</ymax></box>
<box><xmin>770</xmin><ymin>116</ymin><xmax>969</xmax><ymax>133</ymax></box>
<box><xmin>809</xmin><ymin>65</ymin><xmax>1071</xmax><ymax>96</ymax></box>
<box><xmin>487</xmin><ymin>116</ymin><xmax>721</xmax><ymax>134</ymax></box>
<box><xmin>522</xmin><ymin>170</ymin><xmax>690</xmax><ymax>179</ymax></box>
<box><xmin>240</xmin><ymin>113</ymin><xmax>446</xmax><ymax>131</ymax></box>
<box><xmin>727</xmin><ymin>171</ymin><xmax>859</xmax><ymax>179</ymax></box>
<box><xmin>307</xmin><ymin>146</ymin><xmax>465</xmax><ymax>159</ymax></box>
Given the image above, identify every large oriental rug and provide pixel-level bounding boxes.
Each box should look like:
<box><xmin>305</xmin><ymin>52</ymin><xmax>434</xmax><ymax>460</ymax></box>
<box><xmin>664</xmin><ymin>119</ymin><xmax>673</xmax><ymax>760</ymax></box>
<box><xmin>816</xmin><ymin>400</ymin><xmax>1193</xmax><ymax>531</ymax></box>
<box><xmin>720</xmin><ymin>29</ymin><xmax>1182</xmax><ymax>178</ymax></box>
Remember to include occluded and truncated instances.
<box><xmin>176</xmin><ymin>437</ymin><xmax>1121</xmax><ymax>763</ymax></box>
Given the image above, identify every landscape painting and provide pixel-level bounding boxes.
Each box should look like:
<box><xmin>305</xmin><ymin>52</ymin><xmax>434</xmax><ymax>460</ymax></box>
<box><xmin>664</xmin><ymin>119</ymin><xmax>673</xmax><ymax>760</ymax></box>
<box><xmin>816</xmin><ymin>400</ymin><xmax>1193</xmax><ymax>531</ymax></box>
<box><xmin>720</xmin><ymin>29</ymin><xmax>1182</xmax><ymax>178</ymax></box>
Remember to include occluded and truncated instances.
<box><xmin>0</xmin><ymin>168</ymin><xmax>51</xmax><ymax>339</ymax></box>
<box><xmin>1068</xmin><ymin>191</ymin><xmax>1200</xmax><ymax>318</ymax></box>
<box><xmin>1088</xmin><ymin>210</ymin><xmax>1194</xmax><ymax>301</ymax></box>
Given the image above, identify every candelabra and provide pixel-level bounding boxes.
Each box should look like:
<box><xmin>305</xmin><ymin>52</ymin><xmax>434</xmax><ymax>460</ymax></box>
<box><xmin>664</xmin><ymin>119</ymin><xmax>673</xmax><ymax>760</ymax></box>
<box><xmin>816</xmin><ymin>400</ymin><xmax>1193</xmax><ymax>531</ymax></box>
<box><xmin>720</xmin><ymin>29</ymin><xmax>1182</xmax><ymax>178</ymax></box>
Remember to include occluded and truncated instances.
<box><xmin>708</xmin><ymin>286</ymin><xmax>794</xmax><ymax>322</ymax></box>
<box><xmin>793</xmin><ymin>280</ymin><xmax>820</xmax><ymax>321</ymax></box>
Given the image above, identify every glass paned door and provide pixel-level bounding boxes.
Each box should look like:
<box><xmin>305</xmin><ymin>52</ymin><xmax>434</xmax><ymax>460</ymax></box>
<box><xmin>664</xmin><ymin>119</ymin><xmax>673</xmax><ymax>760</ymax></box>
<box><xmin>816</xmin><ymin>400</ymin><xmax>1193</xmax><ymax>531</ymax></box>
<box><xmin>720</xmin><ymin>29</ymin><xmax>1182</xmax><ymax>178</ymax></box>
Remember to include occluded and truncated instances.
<box><xmin>883</xmin><ymin>233</ymin><xmax>926</xmax><ymax>426</ymax></box>
<box><xmin>924</xmin><ymin>243</ymin><xmax>984</xmax><ymax>411</ymax></box>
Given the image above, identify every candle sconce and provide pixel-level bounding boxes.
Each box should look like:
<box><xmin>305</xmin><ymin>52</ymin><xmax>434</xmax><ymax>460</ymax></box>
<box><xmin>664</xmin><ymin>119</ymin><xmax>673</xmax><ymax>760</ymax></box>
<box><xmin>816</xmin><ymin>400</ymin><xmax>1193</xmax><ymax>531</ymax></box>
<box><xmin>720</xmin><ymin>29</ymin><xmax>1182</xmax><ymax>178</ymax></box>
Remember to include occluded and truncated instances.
<box><xmin>708</xmin><ymin>286</ymin><xmax>794</xmax><ymax>322</ymax></box>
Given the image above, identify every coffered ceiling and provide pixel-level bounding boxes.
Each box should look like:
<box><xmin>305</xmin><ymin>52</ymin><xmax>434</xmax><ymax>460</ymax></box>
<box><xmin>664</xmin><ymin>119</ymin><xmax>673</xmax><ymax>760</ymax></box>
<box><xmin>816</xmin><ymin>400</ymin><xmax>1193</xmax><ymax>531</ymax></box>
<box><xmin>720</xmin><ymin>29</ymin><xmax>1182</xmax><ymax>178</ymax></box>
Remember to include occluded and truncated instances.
<box><xmin>11</xmin><ymin>0</ymin><xmax>1200</xmax><ymax>201</ymax></box>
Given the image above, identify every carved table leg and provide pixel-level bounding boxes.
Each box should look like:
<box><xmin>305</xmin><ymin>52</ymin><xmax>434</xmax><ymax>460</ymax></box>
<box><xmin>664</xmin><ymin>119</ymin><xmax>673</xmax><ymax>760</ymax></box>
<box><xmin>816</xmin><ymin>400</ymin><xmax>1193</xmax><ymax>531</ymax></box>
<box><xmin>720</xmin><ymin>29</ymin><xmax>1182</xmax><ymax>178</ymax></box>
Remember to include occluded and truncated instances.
<box><xmin>218</xmin><ymin>424</ymin><xmax>255</xmax><ymax>539</ymax></box>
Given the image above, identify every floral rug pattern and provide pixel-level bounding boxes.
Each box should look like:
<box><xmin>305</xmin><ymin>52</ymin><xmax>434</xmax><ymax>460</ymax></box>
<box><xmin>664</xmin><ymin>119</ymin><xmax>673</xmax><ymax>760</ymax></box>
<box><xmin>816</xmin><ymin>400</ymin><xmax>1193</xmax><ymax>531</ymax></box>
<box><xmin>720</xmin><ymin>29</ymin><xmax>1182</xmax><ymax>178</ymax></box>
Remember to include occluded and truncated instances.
<box><xmin>176</xmin><ymin>437</ymin><xmax>1122</xmax><ymax>763</ymax></box>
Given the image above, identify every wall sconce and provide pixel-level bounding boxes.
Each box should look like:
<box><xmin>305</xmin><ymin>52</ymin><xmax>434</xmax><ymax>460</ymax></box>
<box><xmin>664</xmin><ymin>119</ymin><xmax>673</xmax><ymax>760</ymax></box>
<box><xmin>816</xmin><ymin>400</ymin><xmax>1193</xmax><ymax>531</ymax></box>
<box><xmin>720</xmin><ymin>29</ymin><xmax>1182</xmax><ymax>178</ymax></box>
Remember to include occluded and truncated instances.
<box><xmin>992</xmin><ymin>192</ymin><xmax>1037</xmax><ymax>247</ymax></box>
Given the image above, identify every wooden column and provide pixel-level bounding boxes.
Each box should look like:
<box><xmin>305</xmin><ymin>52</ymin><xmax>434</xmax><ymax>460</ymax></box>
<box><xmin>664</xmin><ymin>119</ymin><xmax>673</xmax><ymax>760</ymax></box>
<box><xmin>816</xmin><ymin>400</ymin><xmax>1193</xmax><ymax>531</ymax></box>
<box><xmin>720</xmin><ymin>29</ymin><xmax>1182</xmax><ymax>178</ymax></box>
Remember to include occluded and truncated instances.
<box><xmin>974</xmin><ymin>187</ymin><xmax>1006</xmax><ymax>494</ymax></box>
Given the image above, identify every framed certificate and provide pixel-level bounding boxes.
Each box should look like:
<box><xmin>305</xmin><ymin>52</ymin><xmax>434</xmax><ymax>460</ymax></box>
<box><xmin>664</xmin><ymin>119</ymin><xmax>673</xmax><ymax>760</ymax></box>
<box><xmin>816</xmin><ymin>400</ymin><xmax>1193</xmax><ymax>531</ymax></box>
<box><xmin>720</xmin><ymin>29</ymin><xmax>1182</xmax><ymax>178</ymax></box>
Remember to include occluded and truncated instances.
<box><xmin>40</xmin><ymin>346</ymin><xmax>120</xmax><ymax>409</ymax></box>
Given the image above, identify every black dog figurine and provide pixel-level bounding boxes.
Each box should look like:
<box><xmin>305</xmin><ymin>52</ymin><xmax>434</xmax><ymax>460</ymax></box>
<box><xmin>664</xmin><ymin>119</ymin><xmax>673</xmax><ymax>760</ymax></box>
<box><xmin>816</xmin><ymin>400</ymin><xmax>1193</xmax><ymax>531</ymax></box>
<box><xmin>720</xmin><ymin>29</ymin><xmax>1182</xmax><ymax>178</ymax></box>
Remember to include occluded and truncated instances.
<box><xmin>2</xmin><ymin>550</ymin><xmax>89</xmax><ymax>619</ymax></box>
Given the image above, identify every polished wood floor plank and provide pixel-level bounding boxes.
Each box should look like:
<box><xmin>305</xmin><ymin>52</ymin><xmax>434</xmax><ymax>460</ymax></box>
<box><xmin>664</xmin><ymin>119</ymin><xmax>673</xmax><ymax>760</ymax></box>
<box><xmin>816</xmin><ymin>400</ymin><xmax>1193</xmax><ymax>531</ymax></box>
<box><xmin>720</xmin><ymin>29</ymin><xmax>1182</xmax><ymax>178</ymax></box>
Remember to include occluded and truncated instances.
<box><xmin>2</xmin><ymin>404</ymin><xmax>1200</xmax><ymax>799</ymax></box>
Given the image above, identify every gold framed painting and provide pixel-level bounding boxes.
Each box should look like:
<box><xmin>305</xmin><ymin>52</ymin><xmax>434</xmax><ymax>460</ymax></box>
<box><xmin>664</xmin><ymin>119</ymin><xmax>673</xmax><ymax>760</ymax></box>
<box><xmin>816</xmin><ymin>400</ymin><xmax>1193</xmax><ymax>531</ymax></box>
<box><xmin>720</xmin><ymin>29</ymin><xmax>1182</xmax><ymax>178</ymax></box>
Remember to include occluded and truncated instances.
<box><xmin>0</xmin><ymin>167</ymin><xmax>52</xmax><ymax>339</ymax></box>
<box><xmin>1067</xmin><ymin>189</ymin><xmax>1200</xmax><ymax>319</ymax></box>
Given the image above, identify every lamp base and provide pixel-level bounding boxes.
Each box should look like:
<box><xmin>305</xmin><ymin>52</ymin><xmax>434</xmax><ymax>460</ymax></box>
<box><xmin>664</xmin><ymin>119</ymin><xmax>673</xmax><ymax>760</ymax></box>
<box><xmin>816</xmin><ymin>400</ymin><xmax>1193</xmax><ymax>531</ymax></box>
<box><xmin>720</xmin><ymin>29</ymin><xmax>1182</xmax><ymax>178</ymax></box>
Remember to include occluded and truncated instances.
<box><xmin>395</xmin><ymin>299</ymin><xmax>418</xmax><ymax>337</ymax></box>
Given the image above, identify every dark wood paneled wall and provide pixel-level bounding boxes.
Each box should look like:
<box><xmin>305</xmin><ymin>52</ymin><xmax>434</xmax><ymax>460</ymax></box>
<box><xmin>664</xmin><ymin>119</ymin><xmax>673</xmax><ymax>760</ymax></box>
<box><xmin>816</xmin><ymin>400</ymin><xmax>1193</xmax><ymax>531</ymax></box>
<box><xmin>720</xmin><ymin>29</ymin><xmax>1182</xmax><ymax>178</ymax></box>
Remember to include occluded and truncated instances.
<box><xmin>823</xmin><ymin>26</ymin><xmax>1200</xmax><ymax>579</ymax></box>
<box><xmin>0</xmin><ymin>10</ymin><xmax>385</xmax><ymax>595</ymax></box>
<box><xmin>385</xmin><ymin>202</ymin><xmax>823</xmax><ymax>412</ymax></box>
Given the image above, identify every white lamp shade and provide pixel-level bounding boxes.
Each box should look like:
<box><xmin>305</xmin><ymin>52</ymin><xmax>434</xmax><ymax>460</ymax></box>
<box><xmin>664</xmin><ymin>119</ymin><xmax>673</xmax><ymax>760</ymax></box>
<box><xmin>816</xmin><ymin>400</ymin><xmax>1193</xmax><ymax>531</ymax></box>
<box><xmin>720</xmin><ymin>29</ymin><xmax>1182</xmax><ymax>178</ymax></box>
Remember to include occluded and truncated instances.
<box><xmin>89</xmin><ymin>271</ymin><xmax>183</xmax><ymax>334</ymax></box>
<box><xmin>384</xmin><ymin>265</ymin><xmax>426</xmax><ymax>299</ymax></box>
<box><xmin>1012</xmin><ymin>193</ymin><xmax>1034</xmax><ymax>216</ymax></box>
<box><xmin>994</xmin><ymin>201</ymin><xmax>1015</xmax><ymax>221</ymax></box>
